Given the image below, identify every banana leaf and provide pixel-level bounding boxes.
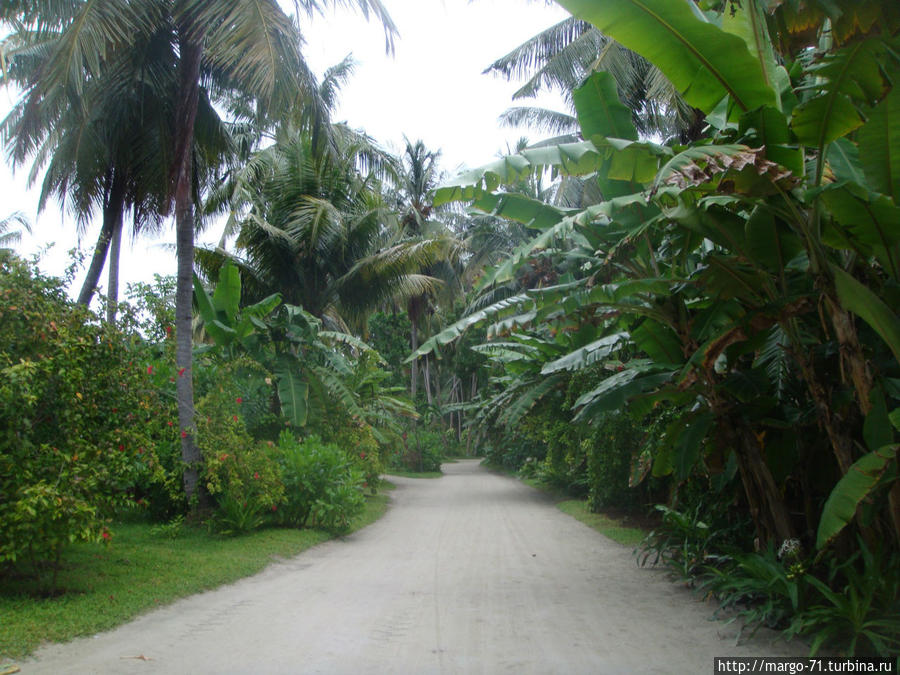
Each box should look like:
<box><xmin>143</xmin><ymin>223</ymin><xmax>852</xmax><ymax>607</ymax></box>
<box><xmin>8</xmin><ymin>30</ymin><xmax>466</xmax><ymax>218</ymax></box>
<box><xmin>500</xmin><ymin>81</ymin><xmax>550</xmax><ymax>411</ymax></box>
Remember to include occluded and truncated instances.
<box><xmin>555</xmin><ymin>0</ymin><xmax>776</xmax><ymax>118</ymax></box>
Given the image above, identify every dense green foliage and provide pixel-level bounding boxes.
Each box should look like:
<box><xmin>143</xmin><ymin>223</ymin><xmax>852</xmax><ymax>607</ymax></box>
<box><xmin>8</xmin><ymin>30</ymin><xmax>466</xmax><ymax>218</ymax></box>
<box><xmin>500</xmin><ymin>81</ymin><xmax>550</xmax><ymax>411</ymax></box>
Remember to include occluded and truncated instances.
<box><xmin>410</xmin><ymin>0</ymin><xmax>900</xmax><ymax>656</ymax></box>
<box><xmin>0</xmin><ymin>489</ymin><xmax>390</xmax><ymax>660</ymax></box>
<box><xmin>0</xmin><ymin>256</ymin><xmax>168</xmax><ymax>577</ymax></box>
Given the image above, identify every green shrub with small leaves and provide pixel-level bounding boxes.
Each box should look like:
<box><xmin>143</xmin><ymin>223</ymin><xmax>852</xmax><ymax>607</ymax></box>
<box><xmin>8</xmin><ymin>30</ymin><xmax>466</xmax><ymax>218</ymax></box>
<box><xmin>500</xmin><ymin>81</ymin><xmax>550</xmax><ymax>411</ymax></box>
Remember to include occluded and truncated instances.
<box><xmin>326</xmin><ymin>419</ymin><xmax>382</xmax><ymax>493</ymax></box>
<box><xmin>0</xmin><ymin>255</ymin><xmax>165</xmax><ymax>579</ymax></box>
<box><xmin>276</xmin><ymin>432</ymin><xmax>364</xmax><ymax>533</ymax></box>
<box><xmin>196</xmin><ymin>373</ymin><xmax>283</xmax><ymax>532</ymax></box>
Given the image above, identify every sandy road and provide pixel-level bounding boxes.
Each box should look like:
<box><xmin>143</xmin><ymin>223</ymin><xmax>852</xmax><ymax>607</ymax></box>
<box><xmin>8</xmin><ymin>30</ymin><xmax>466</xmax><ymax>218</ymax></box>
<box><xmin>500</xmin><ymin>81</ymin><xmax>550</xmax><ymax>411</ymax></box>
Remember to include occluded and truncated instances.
<box><xmin>23</xmin><ymin>459</ymin><xmax>803</xmax><ymax>674</ymax></box>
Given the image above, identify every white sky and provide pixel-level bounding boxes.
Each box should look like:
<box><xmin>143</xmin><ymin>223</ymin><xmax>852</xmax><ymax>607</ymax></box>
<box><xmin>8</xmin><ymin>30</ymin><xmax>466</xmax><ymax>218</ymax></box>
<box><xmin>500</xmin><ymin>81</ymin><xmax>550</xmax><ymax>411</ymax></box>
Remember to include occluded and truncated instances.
<box><xmin>3</xmin><ymin>0</ymin><xmax>569</xmax><ymax>304</ymax></box>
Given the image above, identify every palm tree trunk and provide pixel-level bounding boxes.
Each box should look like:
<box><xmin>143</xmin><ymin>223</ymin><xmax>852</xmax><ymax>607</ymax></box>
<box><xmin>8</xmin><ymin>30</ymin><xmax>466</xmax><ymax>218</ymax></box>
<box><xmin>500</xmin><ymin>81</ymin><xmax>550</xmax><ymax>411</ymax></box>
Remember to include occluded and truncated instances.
<box><xmin>77</xmin><ymin>172</ymin><xmax>125</xmax><ymax>307</ymax></box>
<box><xmin>423</xmin><ymin>353</ymin><xmax>433</xmax><ymax>405</ymax></box>
<box><xmin>105</xmin><ymin>217</ymin><xmax>123</xmax><ymax>324</ymax></box>
<box><xmin>410</xmin><ymin>319</ymin><xmax>418</xmax><ymax>402</ymax></box>
<box><xmin>173</xmin><ymin>35</ymin><xmax>204</xmax><ymax>506</ymax></box>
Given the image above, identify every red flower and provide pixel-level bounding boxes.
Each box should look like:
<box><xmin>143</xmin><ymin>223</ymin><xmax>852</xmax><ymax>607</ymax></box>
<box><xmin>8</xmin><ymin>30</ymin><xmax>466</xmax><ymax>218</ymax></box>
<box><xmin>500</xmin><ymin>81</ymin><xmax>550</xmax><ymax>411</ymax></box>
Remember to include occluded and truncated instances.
<box><xmin>236</xmin><ymin>397</ymin><xmax>243</xmax><ymax>404</ymax></box>
<box><xmin>165</xmin><ymin>326</ymin><xmax>172</xmax><ymax>335</ymax></box>
<box><xmin>220</xmin><ymin>453</ymin><xmax>228</xmax><ymax>461</ymax></box>
<box><xmin>253</xmin><ymin>472</ymin><xmax>260</xmax><ymax>479</ymax></box>
<box><xmin>271</xmin><ymin>505</ymin><xmax>277</xmax><ymax>512</ymax></box>
<box><xmin>146</xmin><ymin>365</ymin><xmax>153</xmax><ymax>375</ymax></box>
<box><xmin>181</xmin><ymin>430</ymin><xmax>187</xmax><ymax>438</ymax></box>
<box><xmin>167</xmin><ymin>421</ymin><xmax>173</xmax><ymax>427</ymax></box>
<box><xmin>360</xmin><ymin>452</ymin><xmax>366</xmax><ymax>459</ymax></box>
<box><xmin>233</xmin><ymin>415</ymin><xmax>238</xmax><ymax>422</ymax></box>
<box><xmin>101</xmin><ymin>530</ymin><xmax>110</xmax><ymax>540</ymax></box>
<box><xmin>178</xmin><ymin>367</ymin><xmax>186</xmax><ymax>377</ymax></box>
<box><xmin>118</xmin><ymin>444</ymin><xmax>125</xmax><ymax>452</ymax></box>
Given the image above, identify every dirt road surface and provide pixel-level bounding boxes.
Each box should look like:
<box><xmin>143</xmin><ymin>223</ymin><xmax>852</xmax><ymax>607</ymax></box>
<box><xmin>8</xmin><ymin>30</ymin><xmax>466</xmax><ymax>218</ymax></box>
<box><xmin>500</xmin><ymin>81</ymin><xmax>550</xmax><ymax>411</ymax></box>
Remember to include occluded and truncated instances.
<box><xmin>23</xmin><ymin>459</ymin><xmax>803</xmax><ymax>674</ymax></box>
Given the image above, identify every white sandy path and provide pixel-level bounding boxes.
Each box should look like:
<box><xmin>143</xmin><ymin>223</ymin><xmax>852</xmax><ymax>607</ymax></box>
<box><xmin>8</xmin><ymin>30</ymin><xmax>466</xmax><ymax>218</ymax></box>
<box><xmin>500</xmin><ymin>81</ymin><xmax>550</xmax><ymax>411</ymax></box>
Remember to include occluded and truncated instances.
<box><xmin>22</xmin><ymin>459</ymin><xmax>804</xmax><ymax>674</ymax></box>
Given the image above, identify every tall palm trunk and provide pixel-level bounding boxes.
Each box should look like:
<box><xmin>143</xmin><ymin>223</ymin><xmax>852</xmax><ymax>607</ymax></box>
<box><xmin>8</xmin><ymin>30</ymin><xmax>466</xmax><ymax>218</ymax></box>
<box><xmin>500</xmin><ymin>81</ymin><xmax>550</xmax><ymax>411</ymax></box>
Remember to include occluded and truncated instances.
<box><xmin>173</xmin><ymin>34</ymin><xmax>204</xmax><ymax>505</ymax></box>
<box><xmin>77</xmin><ymin>171</ymin><xmax>126</xmax><ymax>307</ymax></box>
<box><xmin>410</xmin><ymin>319</ymin><xmax>418</xmax><ymax>402</ymax></box>
<box><xmin>105</xmin><ymin>217</ymin><xmax>122</xmax><ymax>324</ymax></box>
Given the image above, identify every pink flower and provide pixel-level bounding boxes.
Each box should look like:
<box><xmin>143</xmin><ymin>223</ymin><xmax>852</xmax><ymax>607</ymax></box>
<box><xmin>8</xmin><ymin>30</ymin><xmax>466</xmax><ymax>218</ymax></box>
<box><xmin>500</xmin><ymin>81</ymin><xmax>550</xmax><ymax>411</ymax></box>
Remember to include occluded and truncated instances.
<box><xmin>236</xmin><ymin>397</ymin><xmax>243</xmax><ymax>404</ymax></box>
<box><xmin>147</xmin><ymin>365</ymin><xmax>153</xmax><ymax>375</ymax></box>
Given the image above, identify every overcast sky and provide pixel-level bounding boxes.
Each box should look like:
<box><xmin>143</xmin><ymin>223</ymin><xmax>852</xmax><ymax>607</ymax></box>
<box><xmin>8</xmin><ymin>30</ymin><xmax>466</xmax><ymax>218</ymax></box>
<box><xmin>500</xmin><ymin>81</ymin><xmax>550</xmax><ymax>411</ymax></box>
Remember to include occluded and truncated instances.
<box><xmin>4</xmin><ymin>0</ymin><xmax>569</xmax><ymax>302</ymax></box>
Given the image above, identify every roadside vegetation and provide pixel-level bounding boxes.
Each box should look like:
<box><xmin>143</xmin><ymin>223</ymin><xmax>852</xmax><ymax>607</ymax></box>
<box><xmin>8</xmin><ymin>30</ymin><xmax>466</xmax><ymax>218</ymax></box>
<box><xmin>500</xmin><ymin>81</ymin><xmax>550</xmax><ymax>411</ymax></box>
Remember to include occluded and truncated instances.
<box><xmin>1</xmin><ymin>0</ymin><xmax>898</xmax><ymax>663</ymax></box>
<box><xmin>411</xmin><ymin>0</ymin><xmax>900</xmax><ymax>659</ymax></box>
<box><xmin>0</xmin><ymin>486</ymin><xmax>390</xmax><ymax>660</ymax></box>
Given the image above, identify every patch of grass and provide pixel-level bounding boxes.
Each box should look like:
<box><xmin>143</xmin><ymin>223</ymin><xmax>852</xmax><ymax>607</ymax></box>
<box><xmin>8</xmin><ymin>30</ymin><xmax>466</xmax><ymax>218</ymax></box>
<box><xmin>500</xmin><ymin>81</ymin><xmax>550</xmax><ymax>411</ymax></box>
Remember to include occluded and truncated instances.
<box><xmin>0</xmin><ymin>488</ymin><xmax>391</xmax><ymax>660</ymax></box>
<box><xmin>385</xmin><ymin>469</ymin><xmax>442</xmax><ymax>479</ymax></box>
<box><xmin>557</xmin><ymin>500</ymin><xmax>647</xmax><ymax>547</ymax></box>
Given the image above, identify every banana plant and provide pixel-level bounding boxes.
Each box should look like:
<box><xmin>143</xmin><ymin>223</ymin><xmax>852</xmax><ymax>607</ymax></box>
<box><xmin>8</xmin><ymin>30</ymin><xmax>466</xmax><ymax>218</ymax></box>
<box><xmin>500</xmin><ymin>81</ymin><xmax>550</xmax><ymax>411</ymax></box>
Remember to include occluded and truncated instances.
<box><xmin>421</xmin><ymin>0</ymin><xmax>900</xmax><ymax>548</ymax></box>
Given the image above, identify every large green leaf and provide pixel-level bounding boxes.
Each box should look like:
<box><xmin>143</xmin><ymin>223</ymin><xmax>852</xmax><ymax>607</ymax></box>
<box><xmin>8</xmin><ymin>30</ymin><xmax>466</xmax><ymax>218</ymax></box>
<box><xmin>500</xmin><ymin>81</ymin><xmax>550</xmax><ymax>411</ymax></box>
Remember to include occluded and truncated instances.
<box><xmin>499</xmin><ymin>374</ymin><xmax>567</xmax><ymax>428</ymax></box>
<box><xmin>791</xmin><ymin>39</ymin><xmax>890</xmax><ymax>149</ymax></box>
<box><xmin>674</xmin><ymin>412</ymin><xmax>715</xmax><ymax>481</ymax></box>
<box><xmin>275</xmin><ymin>357</ymin><xmax>309</xmax><ymax>427</ymax></box>
<box><xmin>555</xmin><ymin>0</ymin><xmax>776</xmax><ymax>117</ymax></box>
<box><xmin>540</xmin><ymin>332</ymin><xmax>630</xmax><ymax>374</ymax></box>
<box><xmin>573</xmin><ymin>362</ymin><xmax>674</xmax><ymax>419</ymax></box>
<box><xmin>816</xmin><ymin>444</ymin><xmax>898</xmax><ymax>550</ymax></box>
<box><xmin>573</xmin><ymin>71</ymin><xmax>638</xmax><ymax>141</ymax></box>
<box><xmin>193</xmin><ymin>273</ymin><xmax>217</xmax><ymax>325</ymax></box>
<box><xmin>472</xmin><ymin>192</ymin><xmax>569</xmax><ymax>231</ymax></box>
<box><xmin>407</xmin><ymin>295</ymin><xmax>532</xmax><ymax>361</ymax></box>
<box><xmin>632</xmin><ymin>320</ymin><xmax>683</xmax><ymax>365</ymax></box>
<box><xmin>213</xmin><ymin>262</ymin><xmax>241</xmax><ymax>323</ymax></box>
<box><xmin>820</xmin><ymin>183</ymin><xmax>900</xmax><ymax>278</ymax></box>
<box><xmin>832</xmin><ymin>265</ymin><xmax>900</xmax><ymax>364</ymax></box>
<box><xmin>857</xmin><ymin>86</ymin><xmax>900</xmax><ymax>203</ymax></box>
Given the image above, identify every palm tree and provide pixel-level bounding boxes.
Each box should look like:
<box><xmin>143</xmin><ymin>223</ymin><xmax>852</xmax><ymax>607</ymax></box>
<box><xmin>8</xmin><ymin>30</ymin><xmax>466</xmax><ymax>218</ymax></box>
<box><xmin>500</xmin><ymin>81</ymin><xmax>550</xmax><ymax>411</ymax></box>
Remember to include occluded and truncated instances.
<box><xmin>1</xmin><ymin>0</ymin><xmax>396</xmax><ymax>504</ymax></box>
<box><xmin>198</xmin><ymin>127</ymin><xmax>442</xmax><ymax>334</ymax></box>
<box><xmin>394</xmin><ymin>138</ymin><xmax>467</xmax><ymax>405</ymax></box>
<box><xmin>486</xmin><ymin>16</ymin><xmax>701</xmax><ymax>142</ymax></box>
<box><xmin>0</xmin><ymin>212</ymin><xmax>30</xmax><ymax>252</ymax></box>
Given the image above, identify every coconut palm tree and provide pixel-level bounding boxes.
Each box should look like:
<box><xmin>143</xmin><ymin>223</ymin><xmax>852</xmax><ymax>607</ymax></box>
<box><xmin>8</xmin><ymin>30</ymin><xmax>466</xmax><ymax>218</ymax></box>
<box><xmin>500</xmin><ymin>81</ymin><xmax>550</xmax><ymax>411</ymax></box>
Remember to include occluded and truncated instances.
<box><xmin>197</xmin><ymin>127</ymin><xmax>443</xmax><ymax>335</ymax></box>
<box><xmin>486</xmin><ymin>16</ymin><xmax>701</xmax><ymax>142</ymax></box>
<box><xmin>0</xmin><ymin>212</ymin><xmax>30</xmax><ymax>252</ymax></box>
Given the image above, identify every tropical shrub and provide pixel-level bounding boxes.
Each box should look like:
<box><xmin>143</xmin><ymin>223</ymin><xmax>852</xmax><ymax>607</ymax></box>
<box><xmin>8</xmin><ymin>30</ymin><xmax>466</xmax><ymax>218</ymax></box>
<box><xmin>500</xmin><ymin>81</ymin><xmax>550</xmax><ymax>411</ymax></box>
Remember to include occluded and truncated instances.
<box><xmin>322</xmin><ymin>416</ymin><xmax>383</xmax><ymax>492</ymax></box>
<box><xmin>196</xmin><ymin>376</ymin><xmax>283</xmax><ymax>532</ymax></box>
<box><xmin>586</xmin><ymin>413</ymin><xmax>646</xmax><ymax>510</ymax></box>
<box><xmin>276</xmin><ymin>432</ymin><xmax>365</xmax><ymax>533</ymax></box>
<box><xmin>0</xmin><ymin>255</ymin><xmax>164</xmax><ymax>578</ymax></box>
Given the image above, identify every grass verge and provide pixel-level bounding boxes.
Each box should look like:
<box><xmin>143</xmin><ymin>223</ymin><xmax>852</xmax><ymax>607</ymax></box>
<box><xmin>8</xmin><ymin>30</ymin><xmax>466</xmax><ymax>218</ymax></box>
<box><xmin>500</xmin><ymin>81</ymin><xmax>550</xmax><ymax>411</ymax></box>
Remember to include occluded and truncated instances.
<box><xmin>556</xmin><ymin>500</ymin><xmax>647</xmax><ymax>547</ymax></box>
<box><xmin>385</xmin><ymin>469</ymin><xmax>442</xmax><ymax>479</ymax></box>
<box><xmin>498</xmin><ymin>468</ymin><xmax>649</xmax><ymax>548</ymax></box>
<box><xmin>0</xmin><ymin>488</ymin><xmax>391</xmax><ymax>661</ymax></box>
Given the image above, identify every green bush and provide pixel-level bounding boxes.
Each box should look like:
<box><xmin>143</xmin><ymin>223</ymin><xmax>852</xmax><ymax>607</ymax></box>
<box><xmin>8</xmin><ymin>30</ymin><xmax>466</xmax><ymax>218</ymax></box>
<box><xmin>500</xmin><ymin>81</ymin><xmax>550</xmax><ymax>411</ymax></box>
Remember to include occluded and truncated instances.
<box><xmin>325</xmin><ymin>418</ymin><xmax>383</xmax><ymax>493</ymax></box>
<box><xmin>0</xmin><ymin>256</ymin><xmax>164</xmax><ymax>579</ymax></box>
<box><xmin>276</xmin><ymin>432</ymin><xmax>364</xmax><ymax>533</ymax></box>
<box><xmin>586</xmin><ymin>413</ymin><xmax>644</xmax><ymax>510</ymax></box>
<box><xmin>196</xmin><ymin>376</ymin><xmax>283</xmax><ymax>533</ymax></box>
